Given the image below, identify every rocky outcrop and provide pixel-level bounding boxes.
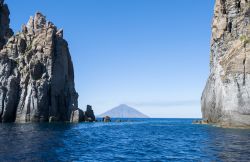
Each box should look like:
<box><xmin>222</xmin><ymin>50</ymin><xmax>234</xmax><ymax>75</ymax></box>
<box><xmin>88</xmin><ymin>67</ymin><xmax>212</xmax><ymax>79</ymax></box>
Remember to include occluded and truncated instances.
<box><xmin>84</xmin><ymin>105</ymin><xmax>96</xmax><ymax>122</ymax></box>
<box><xmin>0</xmin><ymin>0</ymin><xmax>13</xmax><ymax>49</ymax></box>
<box><xmin>202</xmin><ymin>0</ymin><xmax>250</xmax><ymax>127</ymax></box>
<box><xmin>70</xmin><ymin>105</ymin><xmax>96</xmax><ymax>122</ymax></box>
<box><xmin>103</xmin><ymin>116</ymin><xmax>111</xmax><ymax>122</ymax></box>
<box><xmin>0</xmin><ymin>0</ymin><xmax>78</xmax><ymax>122</ymax></box>
<box><xmin>70</xmin><ymin>108</ymin><xmax>84</xmax><ymax>123</ymax></box>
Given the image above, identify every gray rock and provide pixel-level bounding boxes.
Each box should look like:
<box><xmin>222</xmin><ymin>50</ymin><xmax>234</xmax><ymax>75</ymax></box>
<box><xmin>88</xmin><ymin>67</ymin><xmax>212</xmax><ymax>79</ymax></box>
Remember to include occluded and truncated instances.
<box><xmin>84</xmin><ymin>105</ymin><xmax>96</xmax><ymax>122</ymax></box>
<box><xmin>70</xmin><ymin>108</ymin><xmax>84</xmax><ymax>123</ymax></box>
<box><xmin>192</xmin><ymin>119</ymin><xmax>209</xmax><ymax>125</ymax></box>
<box><xmin>0</xmin><ymin>2</ymin><xmax>78</xmax><ymax>123</ymax></box>
<box><xmin>49</xmin><ymin>116</ymin><xmax>58</xmax><ymax>123</ymax></box>
<box><xmin>0</xmin><ymin>0</ymin><xmax>13</xmax><ymax>49</ymax></box>
<box><xmin>103</xmin><ymin>116</ymin><xmax>111</xmax><ymax>122</ymax></box>
<box><xmin>202</xmin><ymin>0</ymin><xmax>250</xmax><ymax>128</ymax></box>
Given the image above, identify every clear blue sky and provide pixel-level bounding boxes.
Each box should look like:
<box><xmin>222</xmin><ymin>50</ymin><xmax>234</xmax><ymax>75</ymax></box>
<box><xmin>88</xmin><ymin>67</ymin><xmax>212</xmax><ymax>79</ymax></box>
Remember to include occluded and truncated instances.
<box><xmin>6</xmin><ymin>0</ymin><xmax>215</xmax><ymax>118</ymax></box>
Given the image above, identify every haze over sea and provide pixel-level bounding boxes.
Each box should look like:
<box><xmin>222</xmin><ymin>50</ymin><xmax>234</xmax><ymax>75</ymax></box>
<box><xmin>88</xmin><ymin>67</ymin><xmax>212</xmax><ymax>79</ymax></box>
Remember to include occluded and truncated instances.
<box><xmin>0</xmin><ymin>119</ymin><xmax>250</xmax><ymax>161</ymax></box>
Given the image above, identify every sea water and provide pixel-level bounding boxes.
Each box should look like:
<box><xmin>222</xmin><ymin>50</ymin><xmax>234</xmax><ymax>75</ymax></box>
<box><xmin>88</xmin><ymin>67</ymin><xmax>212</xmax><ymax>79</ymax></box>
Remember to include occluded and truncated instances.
<box><xmin>0</xmin><ymin>119</ymin><xmax>249</xmax><ymax>161</ymax></box>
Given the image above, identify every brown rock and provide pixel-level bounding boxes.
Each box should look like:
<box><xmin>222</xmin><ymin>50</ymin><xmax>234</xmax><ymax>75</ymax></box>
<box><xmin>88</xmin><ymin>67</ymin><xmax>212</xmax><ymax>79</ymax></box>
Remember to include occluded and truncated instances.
<box><xmin>202</xmin><ymin>0</ymin><xmax>250</xmax><ymax>128</ymax></box>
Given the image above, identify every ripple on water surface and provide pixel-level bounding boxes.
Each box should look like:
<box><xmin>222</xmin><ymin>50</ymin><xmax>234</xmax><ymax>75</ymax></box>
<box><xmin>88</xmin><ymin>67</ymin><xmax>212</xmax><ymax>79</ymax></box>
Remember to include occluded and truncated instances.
<box><xmin>0</xmin><ymin>119</ymin><xmax>250</xmax><ymax>161</ymax></box>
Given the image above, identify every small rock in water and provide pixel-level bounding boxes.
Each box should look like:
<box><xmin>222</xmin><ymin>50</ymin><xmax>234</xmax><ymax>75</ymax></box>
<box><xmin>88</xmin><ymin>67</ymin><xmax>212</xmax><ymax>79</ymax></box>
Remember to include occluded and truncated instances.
<box><xmin>71</xmin><ymin>105</ymin><xmax>96</xmax><ymax>123</ymax></box>
<box><xmin>49</xmin><ymin>116</ymin><xmax>58</xmax><ymax>123</ymax></box>
<box><xmin>103</xmin><ymin>116</ymin><xmax>111</xmax><ymax>122</ymax></box>
<box><xmin>192</xmin><ymin>119</ymin><xmax>209</xmax><ymax>125</ymax></box>
<box><xmin>70</xmin><ymin>108</ymin><xmax>84</xmax><ymax>123</ymax></box>
<box><xmin>84</xmin><ymin>105</ymin><xmax>96</xmax><ymax>122</ymax></box>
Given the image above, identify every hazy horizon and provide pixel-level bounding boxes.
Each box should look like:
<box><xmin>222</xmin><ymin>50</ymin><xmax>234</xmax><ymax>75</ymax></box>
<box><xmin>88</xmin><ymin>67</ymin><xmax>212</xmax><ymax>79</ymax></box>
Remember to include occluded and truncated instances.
<box><xmin>6</xmin><ymin>0</ymin><xmax>215</xmax><ymax>118</ymax></box>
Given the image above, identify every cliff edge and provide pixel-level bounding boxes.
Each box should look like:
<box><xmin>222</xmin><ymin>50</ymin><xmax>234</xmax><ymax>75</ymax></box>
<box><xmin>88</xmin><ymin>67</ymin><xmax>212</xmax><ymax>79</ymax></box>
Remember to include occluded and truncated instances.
<box><xmin>202</xmin><ymin>0</ymin><xmax>250</xmax><ymax>128</ymax></box>
<box><xmin>0</xmin><ymin>0</ymin><xmax>79</xmax><ymax>122</ymax></box>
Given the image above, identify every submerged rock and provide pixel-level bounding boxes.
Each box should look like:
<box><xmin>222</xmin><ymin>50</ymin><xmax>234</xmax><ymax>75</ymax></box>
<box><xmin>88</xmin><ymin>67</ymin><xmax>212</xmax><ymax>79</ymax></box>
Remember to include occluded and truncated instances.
<box><xmin>202</xmin><ymin>0</ymin><xmax>250</xmax><ymax>128</ymax></box>
<box><xmin>0</xmin><ymin>1</ymin><xmax>79</xmax><ymax>123</ymax></box>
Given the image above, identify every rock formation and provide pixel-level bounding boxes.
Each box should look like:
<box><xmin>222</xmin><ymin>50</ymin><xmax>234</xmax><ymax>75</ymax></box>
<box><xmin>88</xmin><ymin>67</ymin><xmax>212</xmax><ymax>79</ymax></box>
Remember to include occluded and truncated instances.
<box><xmin>0</xmin><ymin>0</ymin><xmax>13</xmax><ymax>49</ymax></box>
<box><xmin>70</xmin><ymin>108</ymin><xmax>84</xmax><ymax>123</ymax></box>
<box><xmin>103</xmin><ymin>116</ymin><xmax>111</xmax><ymax>122</ymax></box>
<box><xmin>70</xmin><ymin>105</ymin><xmax>96</xmax><ymax>123</ymax></box>
<box><xmin>202</xmin><ymin>0</ymin><xmax>250</xmax><ymax>127</ymax></box>
<box><xmin>84</xmin><ymin>105</ymin><xmax>96</xmax><ymax>122</ymax></box>
<box><xmin>0</xmin><ymin>0</ymin><xmax>79</xmax><ymax>122</ymax></box>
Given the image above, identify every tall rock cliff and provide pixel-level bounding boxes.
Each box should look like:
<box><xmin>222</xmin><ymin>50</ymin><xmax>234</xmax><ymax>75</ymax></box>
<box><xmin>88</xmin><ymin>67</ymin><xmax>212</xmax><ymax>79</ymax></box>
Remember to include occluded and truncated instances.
<box><xmin>202</xmin><ymin>0</ymin><xmax>250</xmax><ymax>127</ymax></box>
<box><xmin>0</xmin><ymin>0</ymin><xmax>13</xmax><ymax>49</ymax></box>
<box><xmin>0</xmin><ymin>0</ymin><xmax>78</xmax><ymax>122</ymax></box>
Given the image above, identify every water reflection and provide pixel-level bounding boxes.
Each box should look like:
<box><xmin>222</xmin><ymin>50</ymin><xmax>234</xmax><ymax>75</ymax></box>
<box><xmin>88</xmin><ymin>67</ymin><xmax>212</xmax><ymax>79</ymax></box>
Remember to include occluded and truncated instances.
<box><xmin>0</xmin><ymin>123</ymin><xmax>74</xmax><ymax>161</ymax></box>
<box><xmin>202</xmin><ymin>127</ymin><xmax>250</xmax><ymax>161</ymax></box>
<box><xmin>0</xmin><ymin>119</ymin><xmax>249</xmax><ymax>161</ymax></box>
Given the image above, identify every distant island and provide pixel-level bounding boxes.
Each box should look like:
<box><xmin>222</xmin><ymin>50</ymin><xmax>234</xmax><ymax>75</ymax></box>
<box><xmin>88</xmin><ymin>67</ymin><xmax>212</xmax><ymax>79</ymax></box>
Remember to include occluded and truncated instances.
<box><xmin>99</xmin><ymin>104</ymin><xmax>149</xmax><ymax>118</ymax></box>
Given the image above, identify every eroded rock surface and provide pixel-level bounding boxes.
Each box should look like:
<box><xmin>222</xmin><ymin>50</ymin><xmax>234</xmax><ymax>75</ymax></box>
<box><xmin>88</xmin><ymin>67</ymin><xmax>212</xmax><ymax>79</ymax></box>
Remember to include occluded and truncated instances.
<box><xmin>202</xmin><ymin>0</ymin><xmax>250</xmax><ymax>127</ymax></box>
<box><xmin>70</xmin><ymin>108</ymin><xmax>84</xmax><ymax>123</ymax></box>
<box><xmin>85</xmin><ymin>105</ymin><xmax>96</xmax><ymax>122</ymax></box>
<box><xmin>0</xmin><ymin>0</ymin><xmax>13</xmax><ymax>49</ymax></box>
<box><xmin>70</xmin><ymin>105</ymin><xmax>96</xmax><ymax>122</ymax></box>
<box><xmin>0</xmin><ymin>0</ymin><xmax>78</xmax><ymax>122</ymax></box>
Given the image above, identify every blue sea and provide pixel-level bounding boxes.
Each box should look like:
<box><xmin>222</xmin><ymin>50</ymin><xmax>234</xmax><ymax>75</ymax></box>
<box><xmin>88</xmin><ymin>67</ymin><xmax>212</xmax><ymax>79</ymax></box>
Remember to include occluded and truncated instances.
<box><xmin>0</xmin><ymin>118</ymin><xmax>250</xmax><ymax>162</ymax></box>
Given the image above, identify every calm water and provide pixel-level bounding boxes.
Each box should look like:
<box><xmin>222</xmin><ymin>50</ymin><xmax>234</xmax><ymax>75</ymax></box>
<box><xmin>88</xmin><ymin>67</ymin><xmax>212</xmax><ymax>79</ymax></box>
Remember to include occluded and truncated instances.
<box><xmin>0</xmin><ymin>119</ymin><xmax>250</xmax><ymax>162</ymax></box>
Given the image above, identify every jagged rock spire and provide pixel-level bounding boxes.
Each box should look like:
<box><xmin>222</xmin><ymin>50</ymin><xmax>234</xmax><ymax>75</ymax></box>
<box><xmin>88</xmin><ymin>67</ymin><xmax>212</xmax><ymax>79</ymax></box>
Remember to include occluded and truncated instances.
<box><xmin>0</xmin><ymin>3</ymin><xmax>78</xmax><ymax>122</ymax></box>
<box><xmin>0</xmin><ymin>0</ymin><xmax>13</xmax><ymax>49</ymax></box>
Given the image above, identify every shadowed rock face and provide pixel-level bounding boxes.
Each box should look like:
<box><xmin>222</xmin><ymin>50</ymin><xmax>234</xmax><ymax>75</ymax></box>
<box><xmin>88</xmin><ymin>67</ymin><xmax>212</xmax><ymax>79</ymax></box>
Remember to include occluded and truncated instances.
<box><xmin>0</xmin><ymin>1</ymin><xmax>78</xmax><ymax>122</ymax></box>
<box><xmin>70</xmin><ymin>105</ymin><xmax>96</xmax><ymax>123</ymax></box>
<box><xmin>202</xmin><ymin>0</ymin><xmax>250</xmax><ymax>127</ymax></box>
<box><xmin>85</xmin><ymin>105</ymin><xmax>96</xmax><ymax>122</ymax></box>
<box><xmin>0</xmin><ymin>0</ymin><xmax>13</xmax><ymax>49</ymax></box>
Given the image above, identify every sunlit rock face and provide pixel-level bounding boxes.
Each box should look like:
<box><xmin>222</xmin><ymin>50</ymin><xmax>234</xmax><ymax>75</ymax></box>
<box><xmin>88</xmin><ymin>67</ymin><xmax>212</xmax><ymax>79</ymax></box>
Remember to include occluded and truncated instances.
<box><xmin>0</xmin><ymin>0</ymin><xmax>78</xmax><ymax>122</ymax></box>
<box><xmin>202</xmin><ymin>0</ymin><xmax>250</xmax><ymax>127</ymax></box>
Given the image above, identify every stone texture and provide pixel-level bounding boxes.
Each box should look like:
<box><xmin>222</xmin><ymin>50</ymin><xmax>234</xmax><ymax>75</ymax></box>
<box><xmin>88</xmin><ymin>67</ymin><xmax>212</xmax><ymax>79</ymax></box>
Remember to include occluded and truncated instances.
<box><xmin>84</xmin><ymin>105</ymin><xmax>96</xmax><ymax>122</ymax></box>
<box><xmin>70</xmin><ymin>108</ymin><xmax>84</xmax><ymax>123</ymax></box>
<box><xmin>0</xmin><ymin>0</ymin><xmax>13</xmax><ymax>49</ymax></box>
<box><xmin>0</xmin><ymin>1</ymin><xmax>79</xmax><ymax>123</ymax></box>
<box><xmin>202</xmin><ymin>0</ymin><xmax>250</xmax><ymax>127</ymax></box>
<box><xmin>70</xmin><ymin>105</ymin><xmax>96</xmax><ymax>123</ymax></box>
